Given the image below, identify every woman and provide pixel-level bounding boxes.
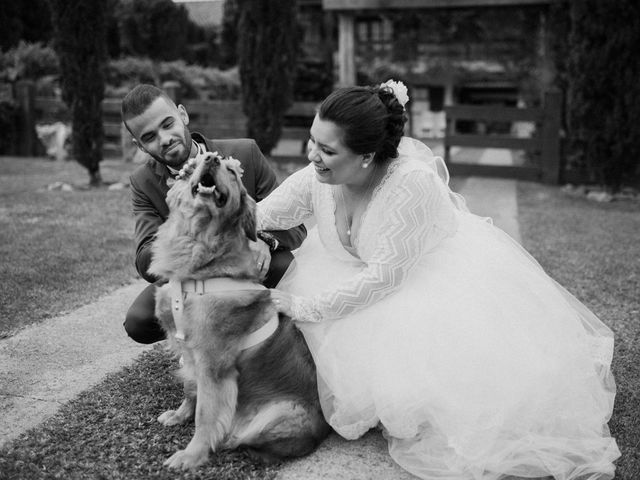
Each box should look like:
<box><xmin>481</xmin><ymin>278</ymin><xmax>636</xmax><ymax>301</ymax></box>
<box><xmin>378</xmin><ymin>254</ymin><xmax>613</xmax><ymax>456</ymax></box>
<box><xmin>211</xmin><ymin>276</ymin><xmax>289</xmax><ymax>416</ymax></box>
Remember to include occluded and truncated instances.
<box><xmin>257</xmin><ymin>81</ymin><xmax>619</xmax><ymax>480</ymax></box>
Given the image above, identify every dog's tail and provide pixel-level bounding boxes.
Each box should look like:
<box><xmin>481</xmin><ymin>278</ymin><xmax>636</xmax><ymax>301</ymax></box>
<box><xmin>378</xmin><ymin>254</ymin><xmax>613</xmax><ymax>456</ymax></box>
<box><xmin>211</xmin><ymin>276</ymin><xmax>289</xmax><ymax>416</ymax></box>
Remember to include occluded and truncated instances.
<box><xmin>226</xmin><ymin>401</ymin><xmax>330</xmax><ymax>460</ymax></box>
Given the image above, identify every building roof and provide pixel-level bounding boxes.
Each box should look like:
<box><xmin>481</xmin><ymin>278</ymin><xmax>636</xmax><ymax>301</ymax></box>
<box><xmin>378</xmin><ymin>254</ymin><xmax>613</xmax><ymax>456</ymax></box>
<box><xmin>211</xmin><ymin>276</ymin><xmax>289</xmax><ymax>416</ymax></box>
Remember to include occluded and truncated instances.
<box><xmin>323</xmin><ymin>0</ymin><xmax>560</xmax><ymax>9</ymax></box>
<box><xmin>173</xmin><ymin>0</ymin><xmax>225</xmax><ymax>28</ymax></box>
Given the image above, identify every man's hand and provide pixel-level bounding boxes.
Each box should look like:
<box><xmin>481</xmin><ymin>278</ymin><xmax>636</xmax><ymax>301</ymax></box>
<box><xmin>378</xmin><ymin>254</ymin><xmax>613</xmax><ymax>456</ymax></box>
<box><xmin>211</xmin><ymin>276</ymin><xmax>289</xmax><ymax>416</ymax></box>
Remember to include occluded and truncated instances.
<box><xmin>249</xmin><ymin>239</ymin><xmax>272</xmax><ymax>279</ymax></box>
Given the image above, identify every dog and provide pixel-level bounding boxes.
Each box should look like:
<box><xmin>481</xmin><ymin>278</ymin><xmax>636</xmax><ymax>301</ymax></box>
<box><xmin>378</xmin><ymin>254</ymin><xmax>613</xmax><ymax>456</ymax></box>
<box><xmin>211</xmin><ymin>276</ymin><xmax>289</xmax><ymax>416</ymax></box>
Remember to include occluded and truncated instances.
<box><xmin>148</xmin><ymin>151</ymin><xmax>330</xmax><ymax>470</ymax></box>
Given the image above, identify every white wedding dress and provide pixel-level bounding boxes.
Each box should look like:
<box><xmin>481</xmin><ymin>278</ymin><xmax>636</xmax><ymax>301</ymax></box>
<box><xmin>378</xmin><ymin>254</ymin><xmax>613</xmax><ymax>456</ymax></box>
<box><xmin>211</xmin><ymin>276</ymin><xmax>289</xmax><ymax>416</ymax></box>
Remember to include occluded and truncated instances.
<box><xmin>257</xmin><ymin>138</ymin><xmax>619</xmax><ymax>480</ymax></box>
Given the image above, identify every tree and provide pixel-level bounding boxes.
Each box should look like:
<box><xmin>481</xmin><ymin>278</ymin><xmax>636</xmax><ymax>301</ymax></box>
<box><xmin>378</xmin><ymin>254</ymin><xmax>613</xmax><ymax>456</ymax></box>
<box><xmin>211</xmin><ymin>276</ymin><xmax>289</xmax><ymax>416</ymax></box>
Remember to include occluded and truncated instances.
<box><xmin>219</xmin><ymin>0</ymin><xmax>239</xmax><ymax>69</ymax></box>
<box><xmin>565</xmin><ymin>0</ymin><xmax>640</xmax><ymax>190</ymax></box>
<box><xmin>237</xmin><ymin>0</ymin><xmax>299</xmax><ymax>155</ymax></box>
<box><xmin>117</xmin><ymin>0</ymin><xmax>190</xmax><ymax>62</ymax></box>
<box><xmin>0</xmin><ymin>0</ymin><xmax>52</xmax><ymax>51</ymax></box>
<box><xmin>49</xmin><ymin>0</ymin><xmax>108</xmax><ymax>186</ymax></box>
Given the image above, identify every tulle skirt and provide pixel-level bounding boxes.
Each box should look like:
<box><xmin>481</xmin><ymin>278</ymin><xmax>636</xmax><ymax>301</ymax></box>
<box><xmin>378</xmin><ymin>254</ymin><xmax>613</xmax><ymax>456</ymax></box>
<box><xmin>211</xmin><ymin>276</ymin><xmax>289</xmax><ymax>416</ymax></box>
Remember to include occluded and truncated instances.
<box><xmin>278</xmin><ymin>211</ymin><xmax>620</xmax><ymax>480</ymax></box>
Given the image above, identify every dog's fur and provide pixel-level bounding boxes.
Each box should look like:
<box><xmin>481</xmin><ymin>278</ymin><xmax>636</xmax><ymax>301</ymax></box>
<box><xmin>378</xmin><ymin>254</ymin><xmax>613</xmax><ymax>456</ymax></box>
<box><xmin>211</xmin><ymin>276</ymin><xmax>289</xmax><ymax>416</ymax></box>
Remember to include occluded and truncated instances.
<box><xmin>149</xmin><ymin>153</ymin><xmax>330</xmax><ymax>470</ymax></box>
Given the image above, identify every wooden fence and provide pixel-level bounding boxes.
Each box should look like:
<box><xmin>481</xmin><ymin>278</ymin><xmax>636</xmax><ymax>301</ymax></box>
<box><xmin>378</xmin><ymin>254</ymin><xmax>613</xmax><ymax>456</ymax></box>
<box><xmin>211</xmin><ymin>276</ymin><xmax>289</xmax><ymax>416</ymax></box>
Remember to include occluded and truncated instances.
<box><xmin>14</xmin><ymin>80</ymin><xmax>317</xmax><ymax>159</ymax></box>
<box><xmin>15</xmin><ymin>80</ymin><xmax>562</xmax><ymax>183</ymax></box>
<box><xmin>444</xmin><ymin>90</ymin><xmax>562</xmax><ymax>184</ymax></box>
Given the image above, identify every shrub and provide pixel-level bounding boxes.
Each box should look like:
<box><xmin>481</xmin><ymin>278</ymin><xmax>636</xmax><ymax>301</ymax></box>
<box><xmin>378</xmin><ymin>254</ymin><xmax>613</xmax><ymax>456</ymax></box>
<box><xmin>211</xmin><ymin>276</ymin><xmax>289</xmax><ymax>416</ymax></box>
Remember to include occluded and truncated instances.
<box><xmin>565</xmin><ymin>0</ymin><xmax>640</xmax><ymax>190</ymax></box>
<box><xmin>0</xmin><ymin>0</ymin><xmax>52</xmax><ymax>51</ymax></box>
<box><xmin>105</xmin><ymin>56</ymin><xmax>159</xmax><ymax>90</ymax></box>
<box><xmin>0</xmin><ymin>41</ymin><xmax>59</xmax><ymax>83</ymax></box>
<box><xmin>187</xmin><ymin>65</ymin><xmax>240</xmax><ymax>100</ymax></box>
<box><xmin>105</xmin><ymin>57</ymin><xmax>240</xmax><ymax>100</ymax></box>
<box><xmin>294</xmin><ymin>59</ymin><xmax>333</xmax><ymax>102</ymax></box>
<box><xmin>117</xmin><ymin>0</ymin><xmax>190</xmax><ymax>62</ymax></box>
<box><xmin>157</xmin><ymin>62</ymin><xmax>241</xmax><ymax>100</ymax></box>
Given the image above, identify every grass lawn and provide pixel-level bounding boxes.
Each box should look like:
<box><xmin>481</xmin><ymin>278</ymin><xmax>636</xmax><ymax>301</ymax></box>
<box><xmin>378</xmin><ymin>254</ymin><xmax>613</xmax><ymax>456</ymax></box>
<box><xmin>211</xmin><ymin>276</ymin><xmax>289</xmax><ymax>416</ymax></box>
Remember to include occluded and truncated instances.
<box><xmin>1</xmin><ymin>156</ymin><xmax>638</xmax><ymax>479</ymax></box>
<box><xmin>517</xmin><ymin>181</ymin><xmax>640</xmax><ymax>480</ymax></box>
<box><xmin>0</xmin><ymin>346</ymin><xmax>279</xmax><ymax>480</ymax></box>
<box><xmin>0</xmin><ymin>156</ymin><xmax>139</xmax><ymax>338</ymax></box>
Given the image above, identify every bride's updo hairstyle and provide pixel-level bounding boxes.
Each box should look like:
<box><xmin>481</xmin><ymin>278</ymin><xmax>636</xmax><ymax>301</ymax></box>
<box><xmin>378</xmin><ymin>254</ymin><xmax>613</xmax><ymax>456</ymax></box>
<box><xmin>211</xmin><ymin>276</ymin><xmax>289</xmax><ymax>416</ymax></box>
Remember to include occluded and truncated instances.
<box><xmin>318</xmin><ymin>84</ymin><xmax>407</xmax><ymax>163</ymax></box>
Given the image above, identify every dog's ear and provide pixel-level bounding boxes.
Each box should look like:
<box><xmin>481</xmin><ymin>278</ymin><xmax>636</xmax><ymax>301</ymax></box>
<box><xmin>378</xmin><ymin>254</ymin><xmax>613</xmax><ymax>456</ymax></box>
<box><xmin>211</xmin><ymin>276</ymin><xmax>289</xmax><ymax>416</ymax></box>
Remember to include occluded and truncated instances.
<box><xmin>241</xmin><ymin>193</ymin><xmax>257</xmax><ymax>242</ymax></box>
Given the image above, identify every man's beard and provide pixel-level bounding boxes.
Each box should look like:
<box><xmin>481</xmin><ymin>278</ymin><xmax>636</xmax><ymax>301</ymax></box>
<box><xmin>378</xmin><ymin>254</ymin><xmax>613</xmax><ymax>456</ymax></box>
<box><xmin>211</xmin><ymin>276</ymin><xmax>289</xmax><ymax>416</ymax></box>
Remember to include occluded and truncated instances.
<box><xmin>155</xmin><ymin>128</ymin><xmax>191</xmax><ymax>168</ymax></box>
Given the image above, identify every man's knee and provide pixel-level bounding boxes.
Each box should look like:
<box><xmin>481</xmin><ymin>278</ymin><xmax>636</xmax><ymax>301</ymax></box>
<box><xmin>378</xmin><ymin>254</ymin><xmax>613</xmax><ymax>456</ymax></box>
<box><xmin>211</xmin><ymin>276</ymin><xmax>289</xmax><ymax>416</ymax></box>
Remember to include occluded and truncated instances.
<box><xmin>124</xmin><ymin>284</ymin><xmax>165</xmax><ymax>344</ymax></box>
<box><xmin>264</xmin><ymin>249</ymin><xmax>294</xmax><ymax>288</ymax></box>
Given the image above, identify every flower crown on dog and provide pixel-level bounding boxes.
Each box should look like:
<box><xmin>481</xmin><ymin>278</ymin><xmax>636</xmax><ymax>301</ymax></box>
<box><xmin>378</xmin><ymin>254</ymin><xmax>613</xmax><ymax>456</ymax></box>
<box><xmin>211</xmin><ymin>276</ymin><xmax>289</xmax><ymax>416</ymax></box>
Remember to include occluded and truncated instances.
<box><xmin>380</xmin><ymin>79</ymin><xmax>409</xmax><ymax>109</ymax></box>
<box><xmin>176</xmin><ymin>151</ymin><xmax>244</xmax><ymax>181</ymax></box>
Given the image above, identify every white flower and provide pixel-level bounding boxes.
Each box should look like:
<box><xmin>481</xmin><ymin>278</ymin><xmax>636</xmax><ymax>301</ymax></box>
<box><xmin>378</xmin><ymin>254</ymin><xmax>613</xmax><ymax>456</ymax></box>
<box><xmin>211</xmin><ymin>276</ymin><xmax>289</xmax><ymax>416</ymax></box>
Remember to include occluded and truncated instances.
<box><xmin>176</xmin><ymin>156</ymin><xmax>199</xmax><ymax>180</ymax></box>
<box><xmin>381</xmin><ymin>79</ymin><xmax>409</xmax><ymax>108</ymax></box>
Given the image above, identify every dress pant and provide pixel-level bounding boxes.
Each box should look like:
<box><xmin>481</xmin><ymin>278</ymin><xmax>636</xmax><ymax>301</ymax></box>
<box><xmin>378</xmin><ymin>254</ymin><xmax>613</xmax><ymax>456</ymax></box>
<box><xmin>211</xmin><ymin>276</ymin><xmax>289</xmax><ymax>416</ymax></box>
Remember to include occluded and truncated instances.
<box><xmin>123</xmin><ymin>249</ymin><xmax>294</xmax><ymax>344</ymax></box>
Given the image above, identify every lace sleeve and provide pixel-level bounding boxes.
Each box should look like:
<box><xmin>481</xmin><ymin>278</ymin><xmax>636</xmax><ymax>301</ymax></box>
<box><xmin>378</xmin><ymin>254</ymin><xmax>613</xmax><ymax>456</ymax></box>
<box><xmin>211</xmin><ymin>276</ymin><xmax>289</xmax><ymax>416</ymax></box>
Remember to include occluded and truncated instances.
<box><xmin>291</xmin><ymin>169</ymin><xmax>456</xmax><ymax>322</ymax></box>
<box><xmin>256</xmin><ymin>165</ymin><xmax>315</xmax><ymax>230</ymax></box>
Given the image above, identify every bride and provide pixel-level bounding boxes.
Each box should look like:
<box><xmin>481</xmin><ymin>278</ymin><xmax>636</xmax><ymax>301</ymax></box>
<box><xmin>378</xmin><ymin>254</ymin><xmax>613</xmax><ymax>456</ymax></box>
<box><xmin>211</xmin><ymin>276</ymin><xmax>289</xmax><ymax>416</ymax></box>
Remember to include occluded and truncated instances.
<box><xmin>257</xmin><ymin>80</ymin><xmax>620</xmax><ymax>480</ymax></box>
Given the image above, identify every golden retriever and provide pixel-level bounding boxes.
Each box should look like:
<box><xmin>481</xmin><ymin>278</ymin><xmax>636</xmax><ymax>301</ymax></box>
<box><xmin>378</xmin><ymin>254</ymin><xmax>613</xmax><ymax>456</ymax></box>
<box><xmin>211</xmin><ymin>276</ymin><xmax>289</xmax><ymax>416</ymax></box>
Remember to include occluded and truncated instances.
<box><xmin>148</xmin><ymin>152</ymin><xmax>330</xmax><ymax>470</ymax></box>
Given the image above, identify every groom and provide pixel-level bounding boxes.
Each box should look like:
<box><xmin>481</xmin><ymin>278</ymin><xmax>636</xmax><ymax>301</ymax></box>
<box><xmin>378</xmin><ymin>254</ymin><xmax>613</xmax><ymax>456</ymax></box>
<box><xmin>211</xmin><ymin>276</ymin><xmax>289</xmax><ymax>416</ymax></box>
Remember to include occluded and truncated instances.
<box><xmin>121</xmin><ymin>83</ymin><xmax>306</xmax><ymax>344</ymax></box>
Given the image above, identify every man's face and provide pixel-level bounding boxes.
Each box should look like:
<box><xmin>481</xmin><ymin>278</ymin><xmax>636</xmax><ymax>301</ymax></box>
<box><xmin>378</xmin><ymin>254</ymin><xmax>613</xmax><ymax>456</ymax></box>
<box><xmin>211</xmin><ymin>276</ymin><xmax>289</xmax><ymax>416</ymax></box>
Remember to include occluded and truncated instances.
<box><xmin>126</xmin><ymin>97</ymin><xmax>192</xmax><ymax>169</ymax></box>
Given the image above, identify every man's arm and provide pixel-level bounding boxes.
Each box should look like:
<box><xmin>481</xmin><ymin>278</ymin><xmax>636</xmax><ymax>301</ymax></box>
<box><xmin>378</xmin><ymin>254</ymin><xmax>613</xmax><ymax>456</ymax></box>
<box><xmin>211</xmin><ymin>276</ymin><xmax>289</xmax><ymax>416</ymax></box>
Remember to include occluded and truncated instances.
<box><xmin>130</xmin><ymin>175</ymin><xmax>163</xmax><ymax>283</ymax></box>
<box><xmin>250</xmin><ymin>141</ymin><xmax>307</xmax><ymax>250</ymax></box>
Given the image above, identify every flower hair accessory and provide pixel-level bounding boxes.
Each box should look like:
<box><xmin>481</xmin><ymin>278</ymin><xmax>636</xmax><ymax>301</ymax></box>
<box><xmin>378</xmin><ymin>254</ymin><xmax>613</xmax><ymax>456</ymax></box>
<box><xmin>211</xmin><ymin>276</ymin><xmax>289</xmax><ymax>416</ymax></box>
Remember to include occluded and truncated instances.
<box><xmin>176</xmin><ymin>156</ymin><xmax>199</xmax><ymax>180</ymax></box>
<box><xmin>381</xmin><ymin>79</ymin><xmax>409</xmax><ymax>109</ymax></box>
<box><xmin>175</xmin><ymin>151</ymin><xmax>245</xmax><ymax>182</ymax></box>
<box><xmin>225</xmin><ymin>156</ymin><xmax>244</xmax><ymax>177</ymax></box>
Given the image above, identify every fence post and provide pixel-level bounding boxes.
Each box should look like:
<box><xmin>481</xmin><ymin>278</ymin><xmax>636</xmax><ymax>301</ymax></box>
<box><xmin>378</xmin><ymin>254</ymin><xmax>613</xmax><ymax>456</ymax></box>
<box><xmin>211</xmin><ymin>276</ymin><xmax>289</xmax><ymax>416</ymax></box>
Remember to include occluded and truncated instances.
<box><xmin>15</xmin><ymin>80</ymin><xmax>37</xmax><ymax>156</ymax></box>
<box><xmin>540</xmin><ymin>89</ymin><xmax>562</xmax><ymax>184</ymax></box>
<box><xmin>162</xmin><ymin>81</ymin><xmax>181</xmax><ymax>104</ymax></box>
<box><xmin>443</xmin><ymin>106</ymin><xmax>451</xmax><ymax>164</ymax></box>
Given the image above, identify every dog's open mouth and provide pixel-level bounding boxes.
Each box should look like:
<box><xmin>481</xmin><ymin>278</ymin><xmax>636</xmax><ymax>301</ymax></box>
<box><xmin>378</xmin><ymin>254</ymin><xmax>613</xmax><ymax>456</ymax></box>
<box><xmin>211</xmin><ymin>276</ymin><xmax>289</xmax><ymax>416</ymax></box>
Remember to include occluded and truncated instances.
<box><xmin>192</xmin><ymin>171</ymin><xmax>227</xmax><ymax>207</ymax></box>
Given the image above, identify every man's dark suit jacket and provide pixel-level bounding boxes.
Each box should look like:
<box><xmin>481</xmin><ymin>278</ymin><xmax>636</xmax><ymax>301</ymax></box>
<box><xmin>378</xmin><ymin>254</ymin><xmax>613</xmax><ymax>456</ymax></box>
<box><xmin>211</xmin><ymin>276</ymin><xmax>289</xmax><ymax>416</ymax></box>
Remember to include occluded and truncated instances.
<box><xmin>129</xmin><ymin>133</ymin><xmax>306</xmax><ymax>283</ymax></box>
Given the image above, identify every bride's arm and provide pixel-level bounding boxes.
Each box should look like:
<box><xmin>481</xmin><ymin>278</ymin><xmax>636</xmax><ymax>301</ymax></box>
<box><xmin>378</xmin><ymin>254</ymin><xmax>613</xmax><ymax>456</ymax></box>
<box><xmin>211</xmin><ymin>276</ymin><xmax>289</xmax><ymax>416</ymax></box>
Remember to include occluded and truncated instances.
<box><xmin>289</xmin><ymin>169</ymin><xmax>457</xmax><ymax>322</ymax></box>
<box><xmin>256</xmin><ymin>164</ymin><xmax>315</xmax><ymax>230</ymax></box>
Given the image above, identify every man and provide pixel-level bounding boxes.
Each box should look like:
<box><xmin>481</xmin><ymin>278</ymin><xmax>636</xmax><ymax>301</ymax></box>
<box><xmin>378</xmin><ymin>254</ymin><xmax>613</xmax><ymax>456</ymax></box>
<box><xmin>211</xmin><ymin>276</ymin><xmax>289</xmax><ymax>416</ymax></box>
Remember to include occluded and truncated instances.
<box><xmin>121</xmin><ymin>84</ymin><xmax>306</xmax><ymax>344</ymax></box>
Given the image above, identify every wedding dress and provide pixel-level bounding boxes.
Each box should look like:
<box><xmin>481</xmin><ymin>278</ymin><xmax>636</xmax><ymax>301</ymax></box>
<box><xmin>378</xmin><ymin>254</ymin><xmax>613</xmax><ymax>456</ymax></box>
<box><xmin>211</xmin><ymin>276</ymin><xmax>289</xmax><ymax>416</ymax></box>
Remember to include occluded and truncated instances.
<box><xmin>257</xmin><ymin>137</ymin><xmax>619</xmax><ymax>480</ymax></box>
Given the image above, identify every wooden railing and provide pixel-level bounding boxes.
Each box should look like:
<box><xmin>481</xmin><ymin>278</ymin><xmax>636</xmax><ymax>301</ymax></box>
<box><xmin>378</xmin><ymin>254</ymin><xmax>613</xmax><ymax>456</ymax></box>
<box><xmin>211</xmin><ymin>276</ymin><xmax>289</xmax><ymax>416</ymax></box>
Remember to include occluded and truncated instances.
<box><xmin>15</xmin><ymin>78</ymin><xmax>317</xmax><ymax>159</ymax></box>
<box><xmin>444</xmin><ymin>90</ymin><xmax>562</xmax><ymax>184</ymax></box>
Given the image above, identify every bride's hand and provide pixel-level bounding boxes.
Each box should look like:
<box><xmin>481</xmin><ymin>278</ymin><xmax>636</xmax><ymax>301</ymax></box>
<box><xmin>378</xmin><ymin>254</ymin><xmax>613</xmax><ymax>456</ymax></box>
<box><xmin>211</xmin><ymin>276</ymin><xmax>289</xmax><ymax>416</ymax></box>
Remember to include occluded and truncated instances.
<box><xmin>269</xmin><ymin>289</ymin><xmax>294</xmax><ymax>317</ymax></box>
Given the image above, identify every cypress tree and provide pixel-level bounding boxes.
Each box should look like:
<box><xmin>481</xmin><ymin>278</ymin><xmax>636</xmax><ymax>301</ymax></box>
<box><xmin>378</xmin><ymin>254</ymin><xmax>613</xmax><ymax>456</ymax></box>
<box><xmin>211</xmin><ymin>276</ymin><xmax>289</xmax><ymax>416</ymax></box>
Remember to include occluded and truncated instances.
<box><xmin>49</xmin><ymin>0</ymin><xmax>107</xmax><ymax>186</ymax></box>
<box><xmin>566</xmin><ymin>0</ymin><xmax>640</xmax><ymax>190</ymax></box>
<box><xmin>220</xmin><ymin>0</ymin><xmax>239</xmax><ymax>69</ymax></box>
<box><xmin>117</xmin><ymin>0</ymin><xmax>190</xmax><ymax>62</ymax></box>
<box><xmin>237</xmin><ymin>0</ymin><xmax>299</xmax><ymax>155</ymax></box>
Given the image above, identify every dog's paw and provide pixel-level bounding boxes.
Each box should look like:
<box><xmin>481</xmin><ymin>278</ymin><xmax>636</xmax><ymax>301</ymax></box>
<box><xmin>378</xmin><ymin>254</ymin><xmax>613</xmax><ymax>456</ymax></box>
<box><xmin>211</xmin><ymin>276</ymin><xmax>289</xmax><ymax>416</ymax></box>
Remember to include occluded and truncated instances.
<box><xmin>158</xmin><ymin>409</ymin><xmax>186</xmax><ymax>426</ymax></box>
<box><xmin>164</xmin><ymin>448</ymin><xmax>209</xmax><ymax>470</ymax></box>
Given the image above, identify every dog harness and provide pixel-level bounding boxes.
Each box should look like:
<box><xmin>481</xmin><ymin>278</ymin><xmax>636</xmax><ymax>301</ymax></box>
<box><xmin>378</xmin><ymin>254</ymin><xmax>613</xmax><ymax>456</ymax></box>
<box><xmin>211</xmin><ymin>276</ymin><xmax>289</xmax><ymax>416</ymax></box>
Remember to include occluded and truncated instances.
<box><xmin>169</xmin><ymin>278</ymin><xmax>279</xmax><ymax>350</ymax></box>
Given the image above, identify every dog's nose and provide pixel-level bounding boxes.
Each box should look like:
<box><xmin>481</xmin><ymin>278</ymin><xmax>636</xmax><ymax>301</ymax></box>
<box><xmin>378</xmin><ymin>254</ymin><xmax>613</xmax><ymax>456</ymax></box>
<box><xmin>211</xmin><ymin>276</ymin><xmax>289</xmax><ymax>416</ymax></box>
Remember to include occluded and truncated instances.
<box><xmin>204</xmin><ymin>154</ymin><xmax>220</xmax><ymax>166</ymax></box>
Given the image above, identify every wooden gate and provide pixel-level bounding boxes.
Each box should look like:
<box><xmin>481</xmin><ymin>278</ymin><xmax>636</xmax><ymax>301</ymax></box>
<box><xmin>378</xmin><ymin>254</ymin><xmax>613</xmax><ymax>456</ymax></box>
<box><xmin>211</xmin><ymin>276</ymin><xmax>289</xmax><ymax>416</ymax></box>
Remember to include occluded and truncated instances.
<box><xmin>444</xmin><ymin>90</ymin><xmax>562</xmax><ymax>184</ymax></box>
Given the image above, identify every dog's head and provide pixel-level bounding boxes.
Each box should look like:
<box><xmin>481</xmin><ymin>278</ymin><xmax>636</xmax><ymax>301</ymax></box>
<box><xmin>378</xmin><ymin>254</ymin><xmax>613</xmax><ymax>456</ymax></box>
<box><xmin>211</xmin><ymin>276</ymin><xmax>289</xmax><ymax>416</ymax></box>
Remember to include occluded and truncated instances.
<box><xmin>150</xmin><ymin>152</ymin><xmax>258</xmax><ymax>279</ymax></box>
<box><xmin>167</xmin><ymin>152</ymin><xmax>257</xmax><ymax>241</ymax></box>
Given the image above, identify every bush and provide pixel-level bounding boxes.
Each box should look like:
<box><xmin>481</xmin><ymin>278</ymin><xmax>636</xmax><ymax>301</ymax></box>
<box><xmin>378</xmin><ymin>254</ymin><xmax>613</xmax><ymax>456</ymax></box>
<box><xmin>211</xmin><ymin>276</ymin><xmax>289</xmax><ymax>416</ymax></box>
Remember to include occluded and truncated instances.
<box><xmin>157</xmin><ymin>62</ymin><xmax>241</xmax><ymax>100</ymax></box>
<box><xmin>565</xmin><ymin>0</ymin><xmax>640</xmax><ymax>190</ymax></box>
<box><xmin>105</xmin><ymin>56</ymin><xmax>159</xmax><ymax>90</ymax></box>
<box><xmin>0</xmin><ymin>0</ymin><xmax>52</xmax><ymax>51</ymax></box>
<box><xmin>0</xmin><ymin>41</ymin><xmax>59</xmax><ymax>83</ymax></box>
<box><xmin>294</xmin><ymin>59</ymin><xmax>333</xmax><ymax>102</ymax></box>
<box><xmin>105</xmin><ymin>56</ymin><xmax>240</xmax><ymax>100</ymax></box>
<box><xmin>116</xmin><ymin>0</ymin><xmax>190</xmax><ymax>62</ymax></box>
